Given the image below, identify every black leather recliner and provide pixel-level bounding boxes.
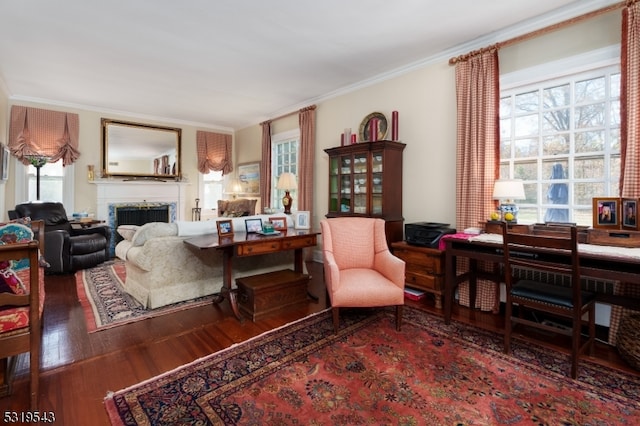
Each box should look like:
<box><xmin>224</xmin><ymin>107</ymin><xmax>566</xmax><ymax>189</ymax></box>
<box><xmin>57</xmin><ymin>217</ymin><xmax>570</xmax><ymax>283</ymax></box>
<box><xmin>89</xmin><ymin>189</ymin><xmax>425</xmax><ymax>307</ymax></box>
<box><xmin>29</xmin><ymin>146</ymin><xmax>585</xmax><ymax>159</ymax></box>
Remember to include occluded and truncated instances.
<box><xmin>13</xmin><ymin>202</ymin><xmax>111</xmax><ymax>274</ymax></box>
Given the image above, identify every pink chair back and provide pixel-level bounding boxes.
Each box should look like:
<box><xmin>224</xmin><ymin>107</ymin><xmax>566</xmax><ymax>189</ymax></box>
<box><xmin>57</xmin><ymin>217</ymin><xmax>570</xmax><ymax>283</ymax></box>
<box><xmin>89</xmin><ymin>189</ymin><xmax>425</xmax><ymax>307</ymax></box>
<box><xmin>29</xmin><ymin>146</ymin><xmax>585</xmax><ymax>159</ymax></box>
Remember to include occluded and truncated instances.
<box><xmin>320</xmin><ymin>217</ymin><xmax>387</xmax><ymax>270</ymax></box>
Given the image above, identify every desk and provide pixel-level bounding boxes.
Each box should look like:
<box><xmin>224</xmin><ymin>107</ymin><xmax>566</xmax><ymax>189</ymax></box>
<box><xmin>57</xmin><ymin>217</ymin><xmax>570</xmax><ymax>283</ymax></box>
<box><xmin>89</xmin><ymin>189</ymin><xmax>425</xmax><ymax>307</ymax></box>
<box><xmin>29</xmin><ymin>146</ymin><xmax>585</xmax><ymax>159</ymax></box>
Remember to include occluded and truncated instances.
<box><xmin>444</xmin><ymin>235</ymin><xmax>640</xmax><ymax>325</ymax></box>
<box><xmin>185</xmin><ymin>229</ymin><xmax>318</xmax><ymax>320</ymax></box>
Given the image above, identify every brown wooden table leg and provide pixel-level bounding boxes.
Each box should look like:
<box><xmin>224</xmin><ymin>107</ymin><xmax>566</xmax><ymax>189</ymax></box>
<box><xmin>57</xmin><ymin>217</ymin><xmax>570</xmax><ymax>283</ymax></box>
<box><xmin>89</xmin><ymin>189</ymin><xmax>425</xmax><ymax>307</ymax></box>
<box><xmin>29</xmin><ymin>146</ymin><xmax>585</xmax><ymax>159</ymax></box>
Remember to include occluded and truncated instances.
<box><xmin>214</xmin><ymin>247</ymin><xmax>243</xmax><ymax>321</ymax></box>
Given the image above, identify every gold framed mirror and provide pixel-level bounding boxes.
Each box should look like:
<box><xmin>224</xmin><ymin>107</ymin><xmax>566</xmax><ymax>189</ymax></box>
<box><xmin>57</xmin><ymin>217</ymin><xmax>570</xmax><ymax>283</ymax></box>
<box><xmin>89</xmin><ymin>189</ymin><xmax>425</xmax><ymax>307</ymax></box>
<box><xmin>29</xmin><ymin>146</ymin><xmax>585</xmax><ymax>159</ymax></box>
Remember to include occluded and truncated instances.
<box><xmin>101</xmin><ymin>118</ymin><xmax>181</xmax><ymax>179</ymax></box>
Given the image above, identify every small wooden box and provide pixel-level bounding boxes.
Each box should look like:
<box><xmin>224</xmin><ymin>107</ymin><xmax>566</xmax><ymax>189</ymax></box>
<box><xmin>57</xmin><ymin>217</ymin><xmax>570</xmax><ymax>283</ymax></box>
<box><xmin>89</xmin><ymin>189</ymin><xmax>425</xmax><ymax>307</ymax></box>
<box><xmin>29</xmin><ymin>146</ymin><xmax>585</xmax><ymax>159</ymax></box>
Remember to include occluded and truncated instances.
<box><xmin>587</xmin><ymin>229</ymin><xmax>640</xmax><ymax>248</ymax></box>
<box><xmin>236</xmin><ymin>269</ymin><xmax>309</xmax><ymax>321</ymax></box>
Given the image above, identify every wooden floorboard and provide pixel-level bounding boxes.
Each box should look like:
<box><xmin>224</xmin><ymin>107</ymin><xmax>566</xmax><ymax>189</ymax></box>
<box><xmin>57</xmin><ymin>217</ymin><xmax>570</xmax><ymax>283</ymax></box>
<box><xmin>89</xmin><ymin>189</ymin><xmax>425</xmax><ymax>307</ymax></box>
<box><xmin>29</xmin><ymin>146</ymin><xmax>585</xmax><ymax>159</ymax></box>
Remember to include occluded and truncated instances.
<box><xmin>1</xmin><ymin>261</ymin><xmax>638</xmax><ymax>425</ymax></box>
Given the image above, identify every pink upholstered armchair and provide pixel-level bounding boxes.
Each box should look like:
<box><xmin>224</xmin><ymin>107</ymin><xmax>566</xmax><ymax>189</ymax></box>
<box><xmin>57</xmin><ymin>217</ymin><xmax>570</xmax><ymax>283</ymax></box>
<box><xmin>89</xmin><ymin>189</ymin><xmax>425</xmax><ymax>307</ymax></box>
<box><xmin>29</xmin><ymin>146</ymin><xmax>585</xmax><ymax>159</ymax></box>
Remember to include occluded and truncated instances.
<box><xmin>320</xmin><ymin>217</ymin><xmax>406</xmax><ymax>333</ymax></box>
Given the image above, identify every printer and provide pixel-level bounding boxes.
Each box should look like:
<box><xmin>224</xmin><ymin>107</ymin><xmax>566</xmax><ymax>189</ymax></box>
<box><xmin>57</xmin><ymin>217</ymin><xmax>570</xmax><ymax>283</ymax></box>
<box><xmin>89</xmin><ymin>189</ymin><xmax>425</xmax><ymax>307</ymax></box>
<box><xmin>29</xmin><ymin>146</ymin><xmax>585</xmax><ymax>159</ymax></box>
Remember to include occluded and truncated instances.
<box><xmin>405</xmin><ymin>222</ymin><xmax>456</xmax><ymax>248</ymax></box>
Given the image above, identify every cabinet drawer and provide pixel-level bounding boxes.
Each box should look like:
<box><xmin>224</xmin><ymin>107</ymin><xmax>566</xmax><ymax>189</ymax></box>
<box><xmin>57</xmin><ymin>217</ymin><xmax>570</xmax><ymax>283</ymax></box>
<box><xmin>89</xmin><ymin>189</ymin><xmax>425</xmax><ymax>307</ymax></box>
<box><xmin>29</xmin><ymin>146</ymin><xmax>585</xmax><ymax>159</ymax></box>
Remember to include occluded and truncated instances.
<box><xmin>394</xmin><ymin>249</ymin><xmax>444</xmax><ymax>274</ymax></box>
<box><xmin>237</xmin><ymin>241</ymin><xmax>282</xmax><ymax>256</ymax></box>
<box><xmin>405</xmin><ymin>272</ymin><xmax>444</xmax><ymax>291</ymax></box>
<box><xmin>281</xmin><ymin>236</ymin><xmax>316</xmax><ymax>250</ymax></box>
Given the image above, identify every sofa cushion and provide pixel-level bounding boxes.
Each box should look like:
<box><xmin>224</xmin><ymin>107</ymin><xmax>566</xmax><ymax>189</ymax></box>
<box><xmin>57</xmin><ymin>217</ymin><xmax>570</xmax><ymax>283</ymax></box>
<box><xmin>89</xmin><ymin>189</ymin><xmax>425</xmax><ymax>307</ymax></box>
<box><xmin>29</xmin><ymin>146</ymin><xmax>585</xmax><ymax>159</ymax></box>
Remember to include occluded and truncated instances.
<box><xmin>176</xmin><ymin>220</ymin><xmax>217</xmax><ymax>237</ymax></box>
<box><xmin>131</xmin><ymin>222</ymin><xmax>178</xmax><ymax>247</ymax></box>
<box><xmin>117</xmin><ymin>224</ymin><xmax>139</xmax><ymax>241</ymax></box>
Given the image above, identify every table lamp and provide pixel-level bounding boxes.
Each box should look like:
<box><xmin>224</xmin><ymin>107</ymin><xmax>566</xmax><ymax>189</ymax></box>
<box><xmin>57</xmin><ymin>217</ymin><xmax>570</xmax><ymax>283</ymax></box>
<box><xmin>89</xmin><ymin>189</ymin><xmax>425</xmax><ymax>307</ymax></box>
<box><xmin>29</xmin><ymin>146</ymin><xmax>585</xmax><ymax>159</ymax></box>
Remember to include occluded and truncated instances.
<box><xmin>276</xmin><ymin>172</ymin><xmax>297</xmax><ymax>214</ymax></box>
<box><xmin>493</xmin><ymin>179</ymin><xmax>525</xmax><ymax>222</ymax></box>
<box><xmin>224</xmin><ymin>177</ymin><xmax>243</xmax><ymax>199</ymax></box>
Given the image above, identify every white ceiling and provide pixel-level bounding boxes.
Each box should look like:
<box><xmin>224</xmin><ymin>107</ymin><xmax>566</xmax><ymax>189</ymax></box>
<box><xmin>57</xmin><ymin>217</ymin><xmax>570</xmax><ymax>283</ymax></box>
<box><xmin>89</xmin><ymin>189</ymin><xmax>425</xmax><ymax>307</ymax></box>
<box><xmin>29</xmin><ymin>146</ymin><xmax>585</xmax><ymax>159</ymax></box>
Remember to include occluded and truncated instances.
<box><xmin>0</xmin><ymin>0</ymin><xmax>614</xmax><ymax>131</ymax></box>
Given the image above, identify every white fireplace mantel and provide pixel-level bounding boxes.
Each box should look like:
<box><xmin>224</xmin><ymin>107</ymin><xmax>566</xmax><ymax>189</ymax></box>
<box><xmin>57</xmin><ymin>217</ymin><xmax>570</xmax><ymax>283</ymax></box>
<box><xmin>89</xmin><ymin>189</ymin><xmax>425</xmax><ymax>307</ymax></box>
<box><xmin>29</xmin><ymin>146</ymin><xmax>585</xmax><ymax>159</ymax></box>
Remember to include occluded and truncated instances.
<box><xmin>92</xmin><ymin>179</ymin><xmax>190</xmax><ymax>223</ymax></box>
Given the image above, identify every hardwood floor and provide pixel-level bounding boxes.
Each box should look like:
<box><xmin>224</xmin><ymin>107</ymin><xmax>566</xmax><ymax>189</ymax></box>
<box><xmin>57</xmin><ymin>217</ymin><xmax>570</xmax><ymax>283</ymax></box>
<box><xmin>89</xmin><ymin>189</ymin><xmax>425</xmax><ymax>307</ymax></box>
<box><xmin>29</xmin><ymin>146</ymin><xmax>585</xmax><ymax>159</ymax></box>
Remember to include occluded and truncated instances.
<box><xmin>1</xmin><ymin>261</ymin><xmax>638</xmax><ymax>425</ymax></box>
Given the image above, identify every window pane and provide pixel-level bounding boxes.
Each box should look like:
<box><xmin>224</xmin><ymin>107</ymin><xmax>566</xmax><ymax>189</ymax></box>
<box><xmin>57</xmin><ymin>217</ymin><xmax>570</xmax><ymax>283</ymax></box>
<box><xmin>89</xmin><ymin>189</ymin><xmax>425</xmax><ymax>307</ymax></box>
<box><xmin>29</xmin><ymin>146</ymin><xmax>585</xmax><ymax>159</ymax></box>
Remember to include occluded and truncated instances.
<box><xmin>514</xmin><ymin>138</ymin><xmax>538</xmax><ymax>158</ymax></box>
<box><xmin>574</xmin><ymin>157</ymin><xmax>603</xmax><ymax>179</ymax></box>
<box><xmin>542</xmin><ymin>134</ymin><xmax>569</xmax><ymax>155</ymax></box>
<box><xmin>513</xmin><ymin>161</ymin><xmax>536</xmax><ymax>180</ymax></box>
<box><xmin>514</xmin><ymin>114</ymin><xmax>538</xmax><ymax>137</ymax></box>
<box><xmin>575</xmin><ymin>130</ymin><xmax>604</xmax><ymax>153</ymax></box>
<box><xmin>28</xmin><ymin>161</ymin><xmax>63</xmax><ymax>202</ymax></box>
<box><xmin>576</xmin><ymin>76</ymin><xmax>606</xmax><ymax>102</ymax></box>
<box><xmin>542</xmin><ymin>109</ymin><xmax>570</xmax><ymax>132</ymax></box>
<box><xmin>575</xmin><ymin>102</ymin><xmax>605</xmax><ymax>128</ymax></box>
<box><xmin>543</xmin><ymin>84</ymin><xmax>570</xmax><ymax>108</ymax></box>
<box><xmin>515</xmin><ymin>91</ymin><xmax>538</xmax><ymax>112</ymax></box>
<box><xmin>574</xmin><ymin>182</ymin><xmax>604</xmax><ymax>205</ymax></box>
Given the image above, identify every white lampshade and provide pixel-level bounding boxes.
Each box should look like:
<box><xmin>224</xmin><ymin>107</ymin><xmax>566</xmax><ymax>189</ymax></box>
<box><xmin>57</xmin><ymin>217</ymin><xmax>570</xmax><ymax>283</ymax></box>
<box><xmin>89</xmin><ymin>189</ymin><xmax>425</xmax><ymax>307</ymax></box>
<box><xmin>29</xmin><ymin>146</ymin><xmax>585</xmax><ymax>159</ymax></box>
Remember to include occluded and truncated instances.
<box><xmin>493</xmin><ymin>179</ymin><xmax>525</xmax><ymax>201</ymax></box>
<box><xmin>223</xmin><ymin>176</ymin><xmax>243</xmax><ymax>195</ymax></box>
<box><xmin>276</xmin><ymin>172</ymin><xmax>298</xmax><ymax>191</ymax></box>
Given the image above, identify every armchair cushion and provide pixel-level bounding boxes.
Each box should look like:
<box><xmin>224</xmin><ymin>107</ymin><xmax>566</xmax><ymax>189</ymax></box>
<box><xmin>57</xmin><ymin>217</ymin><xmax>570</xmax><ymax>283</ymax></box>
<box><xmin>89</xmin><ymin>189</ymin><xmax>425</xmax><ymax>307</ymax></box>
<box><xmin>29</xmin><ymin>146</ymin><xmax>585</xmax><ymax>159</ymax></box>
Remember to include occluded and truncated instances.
<box><xmin>218</xmin><ymin>199</ymin><xmax>257</xmax><ymax>217</ymax></box>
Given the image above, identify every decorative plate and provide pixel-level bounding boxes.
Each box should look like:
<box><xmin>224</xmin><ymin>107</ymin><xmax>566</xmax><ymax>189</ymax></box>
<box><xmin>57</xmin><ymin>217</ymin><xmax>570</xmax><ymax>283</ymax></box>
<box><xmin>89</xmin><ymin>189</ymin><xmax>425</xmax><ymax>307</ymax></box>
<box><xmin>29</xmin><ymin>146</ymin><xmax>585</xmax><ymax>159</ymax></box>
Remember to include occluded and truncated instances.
<box><xmin>358</xmin><ymin>112</ymin><xmax>388</xmax><ymax>142</ymax></box>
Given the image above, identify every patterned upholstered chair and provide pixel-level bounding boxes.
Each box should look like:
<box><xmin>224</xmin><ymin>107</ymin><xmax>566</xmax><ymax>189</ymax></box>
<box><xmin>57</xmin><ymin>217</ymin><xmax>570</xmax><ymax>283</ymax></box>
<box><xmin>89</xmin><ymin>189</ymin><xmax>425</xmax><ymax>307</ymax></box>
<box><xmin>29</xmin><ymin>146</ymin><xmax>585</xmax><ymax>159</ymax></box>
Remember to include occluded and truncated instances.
<box><xmin>320</xmin><ymin>217</ymin><xmax>405</xmax><ymax>333</ymax></box>
<box><xmin>0</xmin><ymin>220</ymin><xmax>44</xmax><ymax>409</ymax></box>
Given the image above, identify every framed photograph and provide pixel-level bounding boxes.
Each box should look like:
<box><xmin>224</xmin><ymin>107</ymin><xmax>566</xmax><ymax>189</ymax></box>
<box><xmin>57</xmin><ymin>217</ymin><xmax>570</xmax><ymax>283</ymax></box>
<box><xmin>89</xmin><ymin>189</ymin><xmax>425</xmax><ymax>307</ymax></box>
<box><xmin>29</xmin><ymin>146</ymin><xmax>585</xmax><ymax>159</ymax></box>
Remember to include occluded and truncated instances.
<box><xmin>216</xmin><ymin>219</ymin><xmax>234</xmax><ymax>236</ymax></box>
<box><xmin>269</xmin><ymin>216</ymin><xmax>287</xmax><ymax>231</ymax></box>
<box><xmin>245</xmin><ymin>218</ymin><xmax>263</xmax><ymax>233</ymax></box>
<box><xmin>0</xmin><ymin>143</ymin><xmax>9</xmax><ymax>181</ymax></box>
<box><xmin>622</xmin><ymin>198</ymin><xmax>638</xmax><ymax>230</ymax></box>
<box><xmin>294</xmin><ymin>211</ymin><xmax>310</xmax><ymax>230</ymax></box>
<box><xmin>593</xmin><ymin>197</ymin><xmax>620</xmax><ymax>229</ymax></box>
<box><xmin>237</xmin><ymin>162</ymin><xmax>260</xmax><ymax>195</ymax></box>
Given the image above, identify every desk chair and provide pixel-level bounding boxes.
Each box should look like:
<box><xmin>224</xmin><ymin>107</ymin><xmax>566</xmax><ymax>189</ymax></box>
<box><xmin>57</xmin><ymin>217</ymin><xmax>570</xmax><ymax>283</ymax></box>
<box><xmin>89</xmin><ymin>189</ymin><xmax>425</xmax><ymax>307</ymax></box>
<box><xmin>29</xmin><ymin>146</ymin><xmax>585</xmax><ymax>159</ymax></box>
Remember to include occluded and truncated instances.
<box><xmin>320</xmin><ymin>217</ymin><xmax>405</xmax><ymax>333</ymax></box>
<box><xmin>501</xmin><ymin>222</ymin><xmax>596</xmax><ymax>379</ymax></box>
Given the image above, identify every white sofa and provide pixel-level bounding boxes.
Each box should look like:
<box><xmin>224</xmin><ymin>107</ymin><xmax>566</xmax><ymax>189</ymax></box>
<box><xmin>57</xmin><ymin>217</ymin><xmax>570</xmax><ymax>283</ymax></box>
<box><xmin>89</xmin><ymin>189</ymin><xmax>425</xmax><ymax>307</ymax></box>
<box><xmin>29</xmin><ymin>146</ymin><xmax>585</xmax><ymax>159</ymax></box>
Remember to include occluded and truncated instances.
<box><xmin>114</xmin><ymin>214</ymin><xmax>298</xmax><ymax>309</ymax></box>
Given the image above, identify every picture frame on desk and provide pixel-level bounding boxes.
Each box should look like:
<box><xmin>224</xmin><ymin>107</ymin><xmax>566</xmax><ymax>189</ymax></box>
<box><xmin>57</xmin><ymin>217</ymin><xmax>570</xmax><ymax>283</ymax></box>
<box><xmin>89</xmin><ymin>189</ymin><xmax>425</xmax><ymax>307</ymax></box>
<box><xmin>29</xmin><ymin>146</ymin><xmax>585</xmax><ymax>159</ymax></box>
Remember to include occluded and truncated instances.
<box><xmin>593</xmin><ymin>197</ymin><xmax>620</xmax><ymax>229</ymax></box>
<box><xmin>216</xmin><ymin>219</ymin><xmax>233</xmax><ymax>236</ymax></box>
<box><xmin>269</xmin><ymin>217</ymin><xmax>287</xmax><ymax>231</ymax></box>
<box><xmin>245</xmin><ymin>218</ymin><xmax>263</xmax><ymax>233</ymax></box>
<box><xmin>622</xmin><ymin>198</ymin><xmax>638</xmax><ymax>230</ymax></box>
<box><xmin>294</xmin><ymin>211</ymin><xmax>310</xmax><ymax>229</ymax></box>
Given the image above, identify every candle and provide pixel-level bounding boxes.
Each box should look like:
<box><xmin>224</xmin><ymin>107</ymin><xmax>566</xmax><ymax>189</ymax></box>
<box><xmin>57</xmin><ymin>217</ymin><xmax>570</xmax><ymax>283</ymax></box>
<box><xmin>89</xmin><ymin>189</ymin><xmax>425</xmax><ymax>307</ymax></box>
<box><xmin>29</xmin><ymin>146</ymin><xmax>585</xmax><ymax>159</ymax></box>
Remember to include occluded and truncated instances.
<box><xmin>370</xmin><ymin>118</ymin><xmax>378</xmax><ymax>141</ymax></box>
<box><xmin>341</xmin><ymin>133</ymin><xmax>345</xmax><ymax>146</ymax></box>
<box><xmin>351</xmin><ymin>134</ymin><xmax>357</xmax><ymax>144</ymax></box>
<box><xmin>392</xmin><ymin>111</ymin><xmax>399</xmax><ymax>141</ymax></box>
<box><xmin>344</xmin><ymin>128</ymin><xmax>351</xmax><ymax>146</ymax></box>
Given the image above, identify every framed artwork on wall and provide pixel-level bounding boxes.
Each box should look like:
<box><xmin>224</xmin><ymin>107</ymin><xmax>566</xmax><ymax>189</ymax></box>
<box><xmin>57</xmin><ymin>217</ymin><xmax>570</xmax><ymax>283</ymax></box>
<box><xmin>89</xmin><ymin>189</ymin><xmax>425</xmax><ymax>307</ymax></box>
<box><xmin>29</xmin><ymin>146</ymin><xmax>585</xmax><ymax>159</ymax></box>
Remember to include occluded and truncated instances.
<box><xmin>592</xmin><ymin>197</ymin><xmax>620</xmax><ymax>229</ymax></box>
<box><xmin>0</xmin><ymin>143</ymin><xmax>9</xmax><ymax>181</ymax></box>
<box><xmin>237</xmin><ymin>162</ymin><xmax>260</xmax><ymax>195</ymax></box>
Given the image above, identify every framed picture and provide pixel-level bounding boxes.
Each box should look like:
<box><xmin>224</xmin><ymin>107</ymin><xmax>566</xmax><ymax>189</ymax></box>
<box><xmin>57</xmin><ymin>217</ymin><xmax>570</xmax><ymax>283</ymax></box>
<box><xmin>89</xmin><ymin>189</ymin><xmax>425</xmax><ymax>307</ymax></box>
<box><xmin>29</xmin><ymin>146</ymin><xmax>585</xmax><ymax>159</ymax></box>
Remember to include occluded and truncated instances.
<box><xmin>245</xmin><ymin>218</ymin><xmax>263</xmax><ymax>233</ymax></box>
<box><xmin>269</xmin><ymin>216</ymin><xmax>287</xmax><ymax>231</ymax></box>
<box><xmin>593</xmin><ymin>197</ymin><xmax>620</xmax><ymax>229</ymax></box>
<box><xmin>622</xmin><ymin>198</ymin><xmax>638</xmax><ymax>230</ymax></box>
<box><xmin>294</xmin><ymin>211</ymin><xmax>310</xmax><ymax>230</ymax></box>
<box><xmin>0</xmin><ymin>143</ymin><xmax>9</xmax><ymax>181</ymax></box>
<box><xmin>216</xmin><ymin>219</ymin><xmax>234</xmax><ymax>236</ymax></box>
<box><xmin>237</xmin><ymin>162</ymin><xmax>260</xmax><ymax>195</ymax></box>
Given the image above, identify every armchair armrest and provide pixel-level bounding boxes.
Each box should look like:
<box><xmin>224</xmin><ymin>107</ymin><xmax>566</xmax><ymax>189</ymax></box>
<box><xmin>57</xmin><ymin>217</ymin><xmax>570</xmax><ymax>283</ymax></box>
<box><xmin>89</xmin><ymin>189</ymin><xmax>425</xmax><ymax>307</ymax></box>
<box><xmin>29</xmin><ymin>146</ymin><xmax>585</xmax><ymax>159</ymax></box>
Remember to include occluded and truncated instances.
<box><xmin>374</xmin><ymin>250</ymin><xmax>406</xmax><ymax>288</ymax></box>
<box><xmin>43</xmin><ymin>230</ymin><xmax>70</xmax><ymax>273</ymax></box>
<box><xmin>322</xmin><ymin>251</ymin><xmax>341</xmax><ymax>293</ymax></box>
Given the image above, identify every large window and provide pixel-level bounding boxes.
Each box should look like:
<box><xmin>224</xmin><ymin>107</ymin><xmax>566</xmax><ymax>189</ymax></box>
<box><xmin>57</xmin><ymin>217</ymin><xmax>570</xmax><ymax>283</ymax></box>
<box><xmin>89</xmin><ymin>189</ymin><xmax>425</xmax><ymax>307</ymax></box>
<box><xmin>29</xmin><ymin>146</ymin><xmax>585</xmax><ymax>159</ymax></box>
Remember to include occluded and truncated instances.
<box><xmin>270</xmin><ymin>130</ymin><xmax>300</xmax><ymax>212</ymax></box>
<box><xmin>202</xmin><ymin>170</ymin><xmax>224</xmax><ymax>213</ymax></box>
<box><xmin>499</xmin><ymin>49</ymin><xmax>620</xmax><ymax>226</ymax></box>
<box><xmin>16</xmin><ymin>160</ymin><xmax>74</xmax><ymax>208</ymax></box>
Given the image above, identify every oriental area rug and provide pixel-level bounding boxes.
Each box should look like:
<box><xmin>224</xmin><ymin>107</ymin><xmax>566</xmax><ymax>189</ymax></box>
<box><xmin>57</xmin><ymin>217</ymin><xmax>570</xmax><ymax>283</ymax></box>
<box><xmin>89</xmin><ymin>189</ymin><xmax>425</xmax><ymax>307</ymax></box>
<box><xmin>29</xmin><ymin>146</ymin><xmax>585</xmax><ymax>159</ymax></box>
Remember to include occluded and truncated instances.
<box><xmin>76</xmin><ymin>260</ymin><xmax>214</xmax><ymax>332</ymax></box>
<box><xmin>104</xmin><ymin>306</ymin><xmax>640</xmax><ymax>425</ymax></box>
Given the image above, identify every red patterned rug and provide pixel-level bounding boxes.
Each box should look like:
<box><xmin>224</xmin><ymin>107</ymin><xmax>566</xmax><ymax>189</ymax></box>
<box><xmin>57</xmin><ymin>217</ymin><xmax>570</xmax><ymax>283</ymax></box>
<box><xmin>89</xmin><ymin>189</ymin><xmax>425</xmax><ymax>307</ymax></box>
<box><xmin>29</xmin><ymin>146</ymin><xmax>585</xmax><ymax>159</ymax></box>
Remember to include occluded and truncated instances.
<box><xmin>104</xmin><ymin>306</ymin><xmax>640</xmax><ymax>425</ymax></box>
<box><xmin>76</xmin><ymin>260</ymin><xmax>214</xmax><ymax>332</ymax></box>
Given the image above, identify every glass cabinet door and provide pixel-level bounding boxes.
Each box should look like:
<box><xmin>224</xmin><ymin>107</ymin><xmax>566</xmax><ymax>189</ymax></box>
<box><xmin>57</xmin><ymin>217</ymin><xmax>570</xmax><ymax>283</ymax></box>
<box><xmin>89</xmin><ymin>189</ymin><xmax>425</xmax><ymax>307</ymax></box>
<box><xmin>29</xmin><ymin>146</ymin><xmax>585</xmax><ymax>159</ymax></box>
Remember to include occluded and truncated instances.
<box><xmin>353</xmin><ymin>152</ymin><xmax>368</xmax><ymax>214</ymax></box>
<box><xmin>371</xmin><ymin>151</ymin><xmax>383</xmax><ymax>215</ymax></box>
<box><xmin>329</xmin><ymin>156</ymin><xmax>340</xmax><ymax>213</ymax></box>
<box><xmin>339</xmin><ymin>155</ymin><xmax>352</xmax><ymax>213</ymax></box>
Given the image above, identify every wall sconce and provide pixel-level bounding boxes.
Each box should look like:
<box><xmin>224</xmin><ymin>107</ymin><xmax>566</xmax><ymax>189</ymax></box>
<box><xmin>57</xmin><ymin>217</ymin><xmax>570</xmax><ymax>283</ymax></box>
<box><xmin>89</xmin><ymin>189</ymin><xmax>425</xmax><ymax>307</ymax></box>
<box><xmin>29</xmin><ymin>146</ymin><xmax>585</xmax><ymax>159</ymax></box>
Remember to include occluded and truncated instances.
<box><xmin>276</xmin><ymin>172</ymin><xmax>298</xmax><ymax>215</ymax></box>
<box><xmin>493</xmin><ymin>179</ymin><xmax>525</xmax><ymax>222</ymax></box>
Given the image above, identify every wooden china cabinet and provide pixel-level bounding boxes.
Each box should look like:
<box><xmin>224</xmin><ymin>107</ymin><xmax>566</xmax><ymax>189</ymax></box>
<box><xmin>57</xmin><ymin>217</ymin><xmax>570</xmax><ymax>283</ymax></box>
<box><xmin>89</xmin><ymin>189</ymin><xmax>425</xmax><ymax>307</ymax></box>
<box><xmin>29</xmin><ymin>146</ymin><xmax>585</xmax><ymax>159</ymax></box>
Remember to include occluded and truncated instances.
<box><xmin>325</xmin><ymin>140</ymin><xmax>406</xmax><ymax>244</ymax></box>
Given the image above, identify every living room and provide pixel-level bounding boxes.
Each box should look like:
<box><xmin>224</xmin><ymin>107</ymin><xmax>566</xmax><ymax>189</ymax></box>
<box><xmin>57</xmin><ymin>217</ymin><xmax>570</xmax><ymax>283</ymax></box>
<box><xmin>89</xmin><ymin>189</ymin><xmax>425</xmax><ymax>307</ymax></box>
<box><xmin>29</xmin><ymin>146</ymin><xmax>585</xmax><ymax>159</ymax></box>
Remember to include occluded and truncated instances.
<box><xmin>1</xmin><ymin>1</ymin><xmax>638</xmax><ymax>424</ymax></box>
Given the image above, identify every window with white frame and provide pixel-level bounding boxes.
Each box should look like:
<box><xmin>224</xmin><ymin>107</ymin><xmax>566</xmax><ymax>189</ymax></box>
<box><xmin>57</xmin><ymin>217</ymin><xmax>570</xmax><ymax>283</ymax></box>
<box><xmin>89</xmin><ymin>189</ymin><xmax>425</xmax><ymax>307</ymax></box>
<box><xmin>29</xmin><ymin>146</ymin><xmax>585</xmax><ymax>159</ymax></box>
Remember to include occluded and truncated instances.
<box><xmin>17</xmin><ymin>160</ymin><xmax>74</xmax><ymax>208</ymax></box>
<box><xmin>202</xmin><ymin>170</ymin><xmax>224</xmax><ymax>213</ymax></box>
<box><xmin>270</xmin><ymin>130</ymin><xmax>300</xmax><ymax>212</ymax></box>
<box><xmin>499</xmin><ymin>48</ymin><xmax>620</xmax><ymax>226</ymax></box>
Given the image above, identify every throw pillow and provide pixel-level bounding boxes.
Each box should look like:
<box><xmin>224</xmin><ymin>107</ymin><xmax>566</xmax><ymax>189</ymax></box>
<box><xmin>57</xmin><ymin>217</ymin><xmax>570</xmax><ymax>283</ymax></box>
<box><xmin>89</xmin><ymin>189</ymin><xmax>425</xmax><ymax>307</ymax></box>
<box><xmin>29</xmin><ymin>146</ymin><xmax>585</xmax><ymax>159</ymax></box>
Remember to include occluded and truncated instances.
<box><xmin>117</xmin><ymin>225</ymin><xmax>139</xmax><ymax>241</ymax></box>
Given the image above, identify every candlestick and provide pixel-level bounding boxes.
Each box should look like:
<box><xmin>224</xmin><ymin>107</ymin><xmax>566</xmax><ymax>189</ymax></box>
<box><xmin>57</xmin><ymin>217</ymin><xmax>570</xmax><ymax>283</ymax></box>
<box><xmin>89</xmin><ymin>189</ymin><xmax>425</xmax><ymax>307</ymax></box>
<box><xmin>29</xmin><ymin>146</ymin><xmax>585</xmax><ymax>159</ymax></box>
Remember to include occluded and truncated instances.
<box><xmin>370</xmin><ymin>118</ymin><xmax>378</xmax><ymax>141</ymax></box>
<box><xmin>392</xmin><ymin>111</ymin><xmax>399</xmax><ymax>141</ymax></box>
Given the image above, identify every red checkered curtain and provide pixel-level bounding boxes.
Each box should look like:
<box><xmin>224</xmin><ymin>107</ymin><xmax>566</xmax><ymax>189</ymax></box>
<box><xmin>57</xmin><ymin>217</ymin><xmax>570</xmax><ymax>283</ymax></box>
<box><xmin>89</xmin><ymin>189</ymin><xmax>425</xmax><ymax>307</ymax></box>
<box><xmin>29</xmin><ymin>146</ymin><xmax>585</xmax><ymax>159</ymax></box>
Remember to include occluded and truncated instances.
<box><xmin>454</xmin><ymin>48</ymin><xmax>500</xmax><ymax>311</ymax></box>
<box><xmin>196</xmin><ymin>131</ymin><xmax>232</xmax><ymax>175</ymax></box>
<box><xmin>298</xmin><ymin>105</ymin><xmax>316</xmax><ymax>214</ymax></box>
<box><xmin>610</xmin><ymin>0</ymin><xmax>640</xmax><ymax>345</ymax></box>
<box><xmin>9</xmin><ymin>106</ymin><xmax>80</xmax><ymax>165</ymax></box>
<box><xmin>259</xmin><ymin>121</ymin><xmax>272</xmax><ymax>213</ymax></box>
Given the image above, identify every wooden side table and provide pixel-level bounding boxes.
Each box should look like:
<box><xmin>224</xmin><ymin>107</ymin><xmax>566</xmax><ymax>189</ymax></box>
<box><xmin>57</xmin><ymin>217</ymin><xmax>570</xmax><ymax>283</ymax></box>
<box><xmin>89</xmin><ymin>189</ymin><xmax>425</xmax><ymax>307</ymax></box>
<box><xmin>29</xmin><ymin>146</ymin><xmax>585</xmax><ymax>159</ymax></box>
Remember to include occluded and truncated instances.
<box><xmin>391</xmin><ymin>241</ymin><xmax>446</xmax><ymax>309</ymax></box>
